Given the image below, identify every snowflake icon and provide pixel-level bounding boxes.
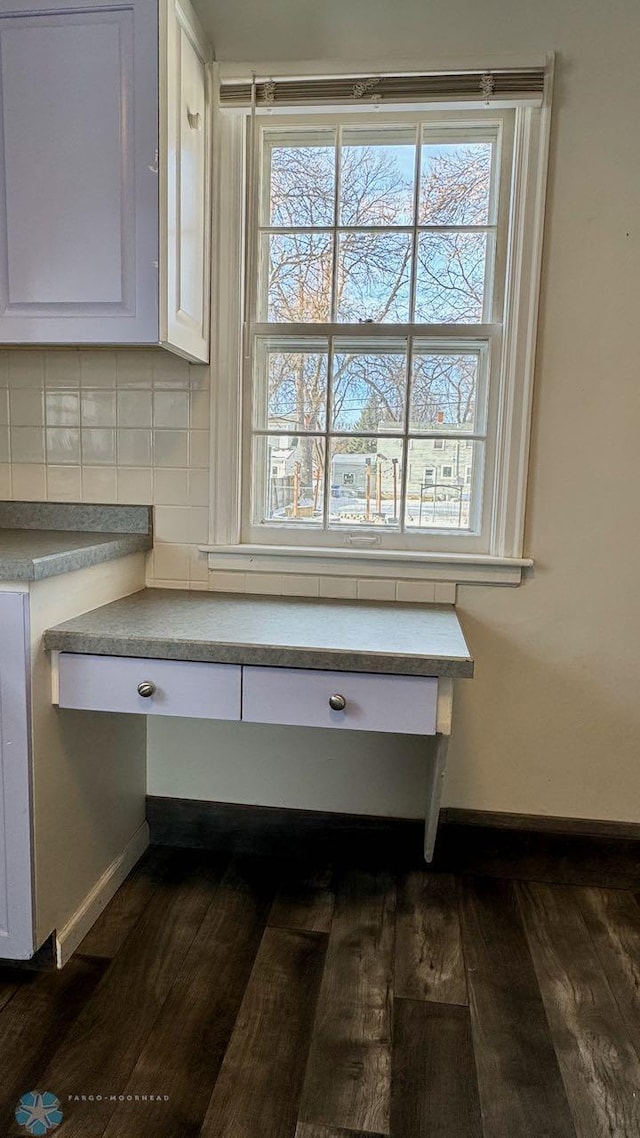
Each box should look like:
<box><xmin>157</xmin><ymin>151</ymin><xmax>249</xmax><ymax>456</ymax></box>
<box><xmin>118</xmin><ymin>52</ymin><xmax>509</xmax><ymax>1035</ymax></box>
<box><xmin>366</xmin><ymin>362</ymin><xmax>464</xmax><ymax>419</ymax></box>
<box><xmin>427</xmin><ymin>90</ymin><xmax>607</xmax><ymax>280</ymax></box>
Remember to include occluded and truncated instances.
<box><xmin>15</xmin><ymin>1091</ymin><xmax>63</xmax><ymax>1135</ymax></box>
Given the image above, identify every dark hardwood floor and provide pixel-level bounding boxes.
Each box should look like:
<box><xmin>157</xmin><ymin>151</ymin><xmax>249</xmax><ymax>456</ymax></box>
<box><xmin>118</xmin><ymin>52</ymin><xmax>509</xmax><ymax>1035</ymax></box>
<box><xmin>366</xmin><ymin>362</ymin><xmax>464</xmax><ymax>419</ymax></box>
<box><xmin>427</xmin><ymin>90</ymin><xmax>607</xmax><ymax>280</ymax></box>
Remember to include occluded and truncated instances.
<box><xmin>3</xmin><ymin>840</ymin><xmax>640</xmax><ymax>1137</ymax></box>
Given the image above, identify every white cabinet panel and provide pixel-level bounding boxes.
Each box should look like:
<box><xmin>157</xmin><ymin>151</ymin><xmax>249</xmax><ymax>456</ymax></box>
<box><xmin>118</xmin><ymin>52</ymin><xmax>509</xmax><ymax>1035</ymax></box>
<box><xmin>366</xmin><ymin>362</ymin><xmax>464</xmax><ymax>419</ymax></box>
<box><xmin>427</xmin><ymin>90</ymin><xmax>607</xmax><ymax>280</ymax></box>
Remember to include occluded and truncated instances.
<box><xmin>0</xmin><ymin>0</ymin><xmax>214</xmax><ymax>355</ymax></box>
<box><xmin>0</xmin><ymin>0</ymin><xmax>213</xmax><ymax>355</ymax></box>
<box><xmin>242</xmin><ymin>666</ymin><xmax>438</xmax><ymax>735</ymax></box>
<box><xmin>2</xmin><ymin>15</ymin><xmax>128</xmax><ymax>306</ymax></box>
<box><xmin>0</xmin><ymin>0</ymin><xmax>159</xmax><ymax>344</ymax></box>
<box><xmin>0</xmin><ymin>592</ymin><xmax>34</xmax><ymax>959</ymax></box>
<box><xmin>160</xmin><ymin>0</ymin><xmax>212</xmax><ymax>362</ymax></box>
<box><xmin>58</xmin><ymin>652</ymin><xmax>241</xmax><ymax>720</ymax></box>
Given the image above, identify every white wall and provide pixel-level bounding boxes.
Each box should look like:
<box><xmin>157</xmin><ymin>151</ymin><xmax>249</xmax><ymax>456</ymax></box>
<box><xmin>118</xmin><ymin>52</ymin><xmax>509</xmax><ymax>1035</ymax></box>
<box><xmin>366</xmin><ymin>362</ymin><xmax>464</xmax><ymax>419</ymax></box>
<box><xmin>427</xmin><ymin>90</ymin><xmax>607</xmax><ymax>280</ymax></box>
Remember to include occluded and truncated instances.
<box><xmin>3</xmin><ymin>0</ymin><xmax>640</xmax><ymax>822</ymax></box>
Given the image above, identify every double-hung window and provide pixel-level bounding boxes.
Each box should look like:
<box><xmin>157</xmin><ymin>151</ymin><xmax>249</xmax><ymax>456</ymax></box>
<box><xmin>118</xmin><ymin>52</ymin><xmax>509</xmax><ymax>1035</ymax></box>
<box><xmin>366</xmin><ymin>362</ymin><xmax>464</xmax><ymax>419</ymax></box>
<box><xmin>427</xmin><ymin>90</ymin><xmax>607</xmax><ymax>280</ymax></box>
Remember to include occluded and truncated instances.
<box><xmin>209</xmin><ymin>65</ymin><xmax>552</xmax><ymax>585</ymax></box>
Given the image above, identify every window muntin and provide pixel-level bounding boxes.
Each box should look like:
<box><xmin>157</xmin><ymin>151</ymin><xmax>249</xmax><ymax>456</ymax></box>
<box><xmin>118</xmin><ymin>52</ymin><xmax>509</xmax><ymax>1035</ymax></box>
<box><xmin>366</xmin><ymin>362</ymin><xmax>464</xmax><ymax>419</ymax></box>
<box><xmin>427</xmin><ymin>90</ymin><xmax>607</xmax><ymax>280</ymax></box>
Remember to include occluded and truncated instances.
<box><xmin>250</xmin><ymin>334</ymin><xmax>489</xmax><ymax>534</ymax></box>
<box><xmin>258</xmin><ymin>123</ymin><xmax>499</xmax><ymax>328</ymax></box>
<box><xmin>245</xmin><ymin>112</ymin><xmax>512</xmax><ymax>552</ymax></box>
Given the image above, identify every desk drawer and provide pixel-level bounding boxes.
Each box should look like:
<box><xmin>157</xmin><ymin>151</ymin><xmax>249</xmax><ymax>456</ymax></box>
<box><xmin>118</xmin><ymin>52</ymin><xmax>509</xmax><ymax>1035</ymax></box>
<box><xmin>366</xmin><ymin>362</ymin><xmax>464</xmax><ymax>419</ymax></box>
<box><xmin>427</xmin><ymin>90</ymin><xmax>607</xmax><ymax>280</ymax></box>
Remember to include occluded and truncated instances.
<box><xmin>242</xmin><ymin>666</ymin><xmax>437</xmax><ymax>735</ymax></box>
<box><xmin>57</xmin><ymin>654</ymin><xmax>241</xmax><ymax>720</ymax></box>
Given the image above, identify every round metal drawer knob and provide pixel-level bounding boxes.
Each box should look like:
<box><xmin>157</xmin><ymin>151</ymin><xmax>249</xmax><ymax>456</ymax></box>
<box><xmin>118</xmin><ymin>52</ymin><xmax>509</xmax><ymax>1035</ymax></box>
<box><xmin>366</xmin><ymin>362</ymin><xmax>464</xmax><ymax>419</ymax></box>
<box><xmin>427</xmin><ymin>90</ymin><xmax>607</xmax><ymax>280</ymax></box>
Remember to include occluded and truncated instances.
<box><xmin>329</xmin><ymin>693</ymin><xmax>347</xmax><ymax>712</ymax></box>
<box><xmin>137</xmin><ymin>681</ymin><xmax>156</xmax><ymax>698</ymax></box>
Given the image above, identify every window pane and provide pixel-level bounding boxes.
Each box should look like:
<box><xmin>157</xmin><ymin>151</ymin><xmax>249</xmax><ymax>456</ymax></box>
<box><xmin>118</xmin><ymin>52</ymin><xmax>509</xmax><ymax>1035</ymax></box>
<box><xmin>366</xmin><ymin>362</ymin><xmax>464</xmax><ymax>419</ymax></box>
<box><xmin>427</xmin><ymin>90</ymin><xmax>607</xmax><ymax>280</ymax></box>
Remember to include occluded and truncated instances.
<box><xmin>253</xmin><ymin>339</ymin><xmax>328</xmax><ymax>431</ymax></box>
<box><xmin>331</xmin><ymin>341</ymin><xmax>406</xmax><ymax>431</ymax></box>
<box><xmin>415</xmin><ymin>232</ymin><xmax>488</xmax><ymax>323</ymax></box>
<box><xmin>339</xmin><ymin>128</ymin><xmax>417</xmax><ymax>226</ymax></box>
<box><xmin>405</xmin><ymin>438</ymin><xmax>480</xmax><ymax>530</ymax></box>
<box><xmin>266</xmin><ymin>134</ymin><xmax>336</xmax><ymax>227</ymax></box>
<box><xmin>254</xmin><ymin>434</ymin><xmax>325</xmax><ymax>525</ymax></box>
<box><xmin>419</xmin><ymin>141</ymin><xmax>493</xmax><ymax>225</ymax></box>
<box><xmin>263</xmin><ymin>233</ymin><xmax>333</xmax><ymax>322</ymax></box>
<box><xmin>336</xmin><ymin>232</ymin><xmax>412</xmax><ymax>322</ymax></box>
<box><xmin>329</xmin><ymin>437</ymin><xmax>403</xmax><ymax>527</ymax></box>
<box><xmin>409</xmin><ymin>350</ymin><xmax>479</xmax><ymax>432</ymax></box>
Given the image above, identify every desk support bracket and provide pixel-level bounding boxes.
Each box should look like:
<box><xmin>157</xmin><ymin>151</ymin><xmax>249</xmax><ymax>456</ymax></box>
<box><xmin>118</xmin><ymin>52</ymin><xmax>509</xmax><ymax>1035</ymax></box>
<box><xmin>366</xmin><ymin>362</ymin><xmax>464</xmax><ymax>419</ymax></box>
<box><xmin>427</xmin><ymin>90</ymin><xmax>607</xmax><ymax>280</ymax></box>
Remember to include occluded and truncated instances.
<box><xmin>424</xmin><ymin>678</ymin><xmax>454</xmax><ymax>862</ymax></box>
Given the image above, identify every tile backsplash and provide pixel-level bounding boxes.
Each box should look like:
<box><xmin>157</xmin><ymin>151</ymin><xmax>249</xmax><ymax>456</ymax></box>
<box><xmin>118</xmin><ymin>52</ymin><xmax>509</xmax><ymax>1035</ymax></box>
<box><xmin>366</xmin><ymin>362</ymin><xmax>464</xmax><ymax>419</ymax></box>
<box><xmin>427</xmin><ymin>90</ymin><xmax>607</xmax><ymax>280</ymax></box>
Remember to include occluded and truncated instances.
<box><xmin>0</xmin><ymin>348</ymin><xmax>211</xmax><ymax>589</ymax></box>
<box><xmin>0</xmin><ymin>348</ymin><xmax>456</xmax><ymax>602</ymax></box>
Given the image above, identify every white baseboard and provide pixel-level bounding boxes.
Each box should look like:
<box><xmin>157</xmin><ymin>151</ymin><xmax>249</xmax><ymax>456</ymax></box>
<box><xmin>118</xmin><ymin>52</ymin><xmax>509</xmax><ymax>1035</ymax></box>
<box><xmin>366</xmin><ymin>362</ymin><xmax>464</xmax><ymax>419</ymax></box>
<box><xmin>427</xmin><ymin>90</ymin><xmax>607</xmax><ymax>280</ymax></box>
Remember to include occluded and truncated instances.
<box><xmin>54</xmin><ymin>821</ymin><xmax>150</xmax><ymax>968</ymax></box>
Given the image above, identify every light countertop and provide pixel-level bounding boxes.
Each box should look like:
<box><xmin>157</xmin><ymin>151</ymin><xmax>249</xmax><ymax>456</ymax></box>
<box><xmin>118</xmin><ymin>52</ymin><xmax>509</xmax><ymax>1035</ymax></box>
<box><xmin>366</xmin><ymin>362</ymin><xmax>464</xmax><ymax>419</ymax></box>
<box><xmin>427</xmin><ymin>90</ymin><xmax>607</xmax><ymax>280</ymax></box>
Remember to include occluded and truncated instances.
<box><xmin>0</xmin><ymin>529</ymin><xmax>152</xmax><ymax>581</ymax></box>
<box><xmin>0</xmin><ymin>501</ymin><xmax>153</xmax><ymax>581</ymax></box>
<box><xmin>44</xmin><ymin>588</ymin><xmax>474</xmax><ymax>677</ymax></box>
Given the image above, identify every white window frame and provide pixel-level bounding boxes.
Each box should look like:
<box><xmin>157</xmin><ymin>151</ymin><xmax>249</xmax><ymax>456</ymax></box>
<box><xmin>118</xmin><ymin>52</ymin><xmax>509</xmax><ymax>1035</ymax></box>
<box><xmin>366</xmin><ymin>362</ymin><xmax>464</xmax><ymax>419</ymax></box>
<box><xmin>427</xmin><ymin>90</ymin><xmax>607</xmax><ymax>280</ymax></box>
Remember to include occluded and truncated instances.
<box><xmin>205</xmin><ymin>61</ymin><xmax>553</xmax><ymax>587</ymax></box>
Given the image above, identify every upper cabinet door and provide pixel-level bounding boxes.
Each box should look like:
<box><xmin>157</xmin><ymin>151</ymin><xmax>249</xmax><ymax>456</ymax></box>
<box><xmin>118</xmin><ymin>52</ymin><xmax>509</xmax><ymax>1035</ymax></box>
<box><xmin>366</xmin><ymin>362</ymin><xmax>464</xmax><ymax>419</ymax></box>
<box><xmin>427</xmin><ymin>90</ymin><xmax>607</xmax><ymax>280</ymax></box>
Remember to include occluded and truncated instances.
<box><xmin>0</xmin><ymin>0</ymin><xmax>159</xmax><ymax>345</ymax></box>
<box><xmin>159</xmin><ymin>0</ymin><xmax>213</xmax><ymax>363</ymax></box>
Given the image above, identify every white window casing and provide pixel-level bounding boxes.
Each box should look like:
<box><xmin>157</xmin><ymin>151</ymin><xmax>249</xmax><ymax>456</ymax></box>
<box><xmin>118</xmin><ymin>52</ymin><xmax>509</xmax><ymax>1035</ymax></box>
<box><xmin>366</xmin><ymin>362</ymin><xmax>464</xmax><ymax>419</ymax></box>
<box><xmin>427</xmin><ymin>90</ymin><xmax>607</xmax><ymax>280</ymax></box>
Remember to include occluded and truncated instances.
<box><xmin>204</xmin><ymin>58</ymin><xmax>553</xmax><ymax>587</ymax></box>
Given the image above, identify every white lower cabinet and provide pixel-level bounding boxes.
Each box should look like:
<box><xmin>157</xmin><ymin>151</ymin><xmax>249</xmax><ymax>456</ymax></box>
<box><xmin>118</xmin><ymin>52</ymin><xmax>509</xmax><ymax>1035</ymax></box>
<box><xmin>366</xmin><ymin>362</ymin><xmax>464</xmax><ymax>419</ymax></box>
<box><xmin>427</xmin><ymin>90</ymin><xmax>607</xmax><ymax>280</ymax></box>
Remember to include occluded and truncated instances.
<box><xmin>0</xmin><ymin>592</ymin><xmax>33</xmax><ymax>959</ymax></box>
<box><xmin>0</xmin><ymin>555</ymin><xmax>149</xmax><ymax>964</ymax></box>
<box><xmin>0</xmin><ymin>0</ymin><xmax>212</xmax><ymax>361</ymax></box>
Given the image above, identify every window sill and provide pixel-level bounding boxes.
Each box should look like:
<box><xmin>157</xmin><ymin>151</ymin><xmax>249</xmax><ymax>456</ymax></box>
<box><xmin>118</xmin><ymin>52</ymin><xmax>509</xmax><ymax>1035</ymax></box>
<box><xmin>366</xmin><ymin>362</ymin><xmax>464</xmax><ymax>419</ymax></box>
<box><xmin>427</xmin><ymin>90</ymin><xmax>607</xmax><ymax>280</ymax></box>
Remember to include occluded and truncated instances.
<box><xmin>201</xmin><ymin>544</ymin><xmax>533</xmax><ymax>587</ymax></box>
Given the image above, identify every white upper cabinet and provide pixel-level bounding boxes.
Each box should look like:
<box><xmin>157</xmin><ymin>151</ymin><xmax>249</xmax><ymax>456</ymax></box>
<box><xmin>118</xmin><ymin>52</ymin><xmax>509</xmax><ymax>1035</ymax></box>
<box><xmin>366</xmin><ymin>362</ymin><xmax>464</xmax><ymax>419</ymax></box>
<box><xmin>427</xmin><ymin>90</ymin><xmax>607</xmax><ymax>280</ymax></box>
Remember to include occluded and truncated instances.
<box><xmin>0</xmin><ymin>0</ymin><xmax>213</xmax><ymax>361</ymax></box>
<box><xmin>160</xmin><ymin>0</ymin><xmax>212</xmax><ymax>361</ymax></box>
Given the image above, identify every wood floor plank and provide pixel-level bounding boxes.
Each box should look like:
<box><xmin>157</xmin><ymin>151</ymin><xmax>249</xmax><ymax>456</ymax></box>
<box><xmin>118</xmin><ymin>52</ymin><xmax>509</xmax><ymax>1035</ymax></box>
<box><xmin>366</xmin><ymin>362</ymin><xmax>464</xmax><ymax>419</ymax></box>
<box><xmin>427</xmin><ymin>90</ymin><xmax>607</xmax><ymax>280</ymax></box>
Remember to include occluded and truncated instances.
<box><xmin>0</xmin><ymin>988</ymin><xmax>17</xmax><ymax>1015</ymax></box>
<box><xmin>77</xmin><ymin>847</ymin><xmax>172</xmax><ymax>959</ymax></box>
<box><xmin>0</xmin><ymin>971</ymin><xmax>22</xmax><ymax>1015</ymax></box>
<box><xmin>576</xmin><ymin>887</ymin><xmax>640</xmax><ymax>1059</ymax></box>
<box><xmin>391</xmin><ymin>998</ymin><xmax>482</xmax><ymax>1137</ymax></box>
<box><xmin>199</xmin><ymin>926</ymin><xmax>326</xmax><ymax>1138</ymax></box>
<box><xmin>0</xmin><ymin>956</ymin><xmax>107</xmax><ymax>1133</ymax></box>
<box><xmin>460</xmin><ymin>877</ymin><xmax>576</xmax><ymax>1138</ymax></box>
<box><xmin>298</xmin><ymin>868</ymin><xmax>396</xmax><ymax>1136</ymax></box>
<box><xmin>6</xmin><ymin>848</ymin><xmax>640</xmax><ymax>1138</ymax></box>
<box><xmin>269</xmin><ymin>861</ymin><xmax>335</xmax><ymax>934</ymax></box>
<box><xmin>5</xmin><ymin>852</ymin><xmax>227</xmax><ymax>1138</ymax></box>
<box><xmin>295</xmin><ymin>1124</ymin><xmax>385</xmax><ymax>1137</ymax></box>
<box><xmin>395</xmin><ymin>871</ymin><xmax>467</xmax><ymax>1004</ymax></box>
<box><xmin>100</xmin><ymin>857</ymin><xmax>275</xmax><ymax>1138</ymax></box>
<box><xmin>518</xmin><ymin>881</ymin><xmax>640</xmax><ymax>1137</ymax></box>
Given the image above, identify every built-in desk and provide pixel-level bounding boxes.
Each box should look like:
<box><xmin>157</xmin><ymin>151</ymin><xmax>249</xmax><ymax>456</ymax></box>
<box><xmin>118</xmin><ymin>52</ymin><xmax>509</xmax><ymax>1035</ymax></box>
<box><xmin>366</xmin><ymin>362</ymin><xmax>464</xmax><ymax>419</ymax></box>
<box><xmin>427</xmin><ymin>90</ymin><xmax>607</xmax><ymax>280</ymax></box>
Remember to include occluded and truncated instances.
<box><xmin>45</xmin><ymin>588</ymin><xmax>473</xmax><ymax>861</ymax></box>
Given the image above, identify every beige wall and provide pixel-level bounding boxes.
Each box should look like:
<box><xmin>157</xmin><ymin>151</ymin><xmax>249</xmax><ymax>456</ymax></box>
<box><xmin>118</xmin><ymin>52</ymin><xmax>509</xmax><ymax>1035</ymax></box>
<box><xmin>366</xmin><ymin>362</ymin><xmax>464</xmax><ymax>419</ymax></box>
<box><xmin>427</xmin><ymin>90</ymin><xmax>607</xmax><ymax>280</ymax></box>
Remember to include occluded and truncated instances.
<box><xmin>4</xmin><ymin>0</ymin><xmax>640</xmax><ymax>821</ymax></box>
<box><xmin>190</xmin><ymin>0</ymin><xmax>640</xmax><ymax>822</ymax></box>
